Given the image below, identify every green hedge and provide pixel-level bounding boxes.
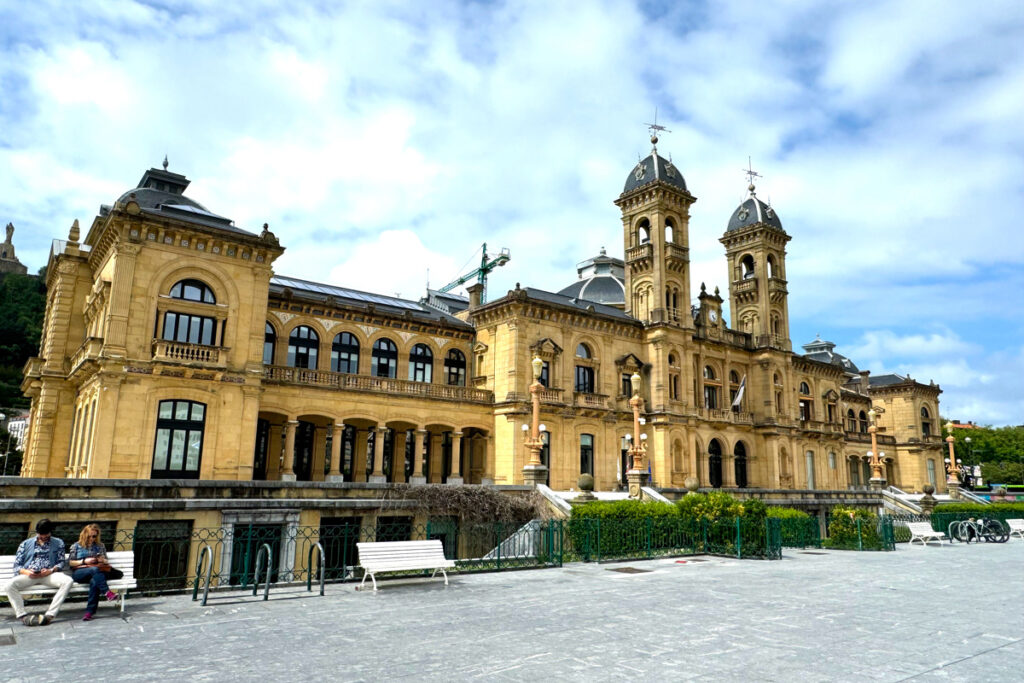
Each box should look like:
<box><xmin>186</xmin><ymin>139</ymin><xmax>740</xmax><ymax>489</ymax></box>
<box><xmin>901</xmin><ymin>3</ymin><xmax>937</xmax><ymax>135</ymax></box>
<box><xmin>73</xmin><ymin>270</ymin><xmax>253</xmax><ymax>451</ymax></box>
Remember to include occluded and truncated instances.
<box><xmin>766</xmin><ymin>507</ymin><xmax>811</xmax><ymax>519</ymax></box>
<box><xmin>935</xmin><ymin>502</ymin><xmax>1024</xmax><ymax>514</ymax></box>
<box><xmin>824</xmin><ymin>506</ymin><xmax>890</xmax><ymax>550</ymax></box>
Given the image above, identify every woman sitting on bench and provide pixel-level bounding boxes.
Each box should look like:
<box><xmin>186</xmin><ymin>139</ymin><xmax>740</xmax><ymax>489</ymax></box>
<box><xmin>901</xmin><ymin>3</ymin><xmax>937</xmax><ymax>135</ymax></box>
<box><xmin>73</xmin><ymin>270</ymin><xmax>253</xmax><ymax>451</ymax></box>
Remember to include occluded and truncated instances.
<box><xmin>68</xmin><ymin>524</ymin><xmax>123</xmax><ymax>621</ymax></box>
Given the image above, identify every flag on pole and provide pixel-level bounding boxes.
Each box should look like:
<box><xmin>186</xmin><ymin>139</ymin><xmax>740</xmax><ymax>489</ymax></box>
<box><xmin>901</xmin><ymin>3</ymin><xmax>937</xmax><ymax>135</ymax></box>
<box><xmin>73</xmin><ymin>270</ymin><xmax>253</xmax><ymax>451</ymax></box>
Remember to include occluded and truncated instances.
<box><xmin>731</xmin><ymin>374</ymin><xmax>747</xmax><ymax>410</ymax></box>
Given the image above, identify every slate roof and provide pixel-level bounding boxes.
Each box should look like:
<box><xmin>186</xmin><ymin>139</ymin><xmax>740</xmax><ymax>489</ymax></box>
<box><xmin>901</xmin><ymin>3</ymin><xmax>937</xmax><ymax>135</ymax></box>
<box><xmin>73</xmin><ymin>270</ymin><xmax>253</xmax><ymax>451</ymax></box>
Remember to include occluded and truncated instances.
<box><xmin>622</xmin><ymin>151</ymin><xmax>687</xmax><ymax>194</ymax></box>
<box><xmin>115</xmin><ymin>168</ymin><xmax>256</xmax><ymax>236</ymax></box>
<box><xmin>270</xmin><ymin>275</ymin><xmax>472</xmax><ymax>329</ymax></box>
<box><xmin>521</xmin><ymin>287</ymin><xmax>637</xmax><ymax>323</ymax></box>
<box><xmin>726</xmin><ymin>193</ymin><xmax>784</xmax><ymax>233</ymax></box>
<box><xmin>869</xmin><ymin>374</ymin><xmax>909</xmax><ymax>387</ymax></box>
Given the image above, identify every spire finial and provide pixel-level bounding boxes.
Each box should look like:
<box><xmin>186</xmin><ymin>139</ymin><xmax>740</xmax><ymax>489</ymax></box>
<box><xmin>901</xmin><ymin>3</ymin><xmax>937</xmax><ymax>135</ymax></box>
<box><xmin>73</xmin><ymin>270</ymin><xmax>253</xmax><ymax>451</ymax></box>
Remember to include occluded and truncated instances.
<box><xmin>69</xmin><ymin>219</ymin><xmax>80</xmax><ymax>243</ymax></box>
<box><xmin>645</xmin><ymin>107</ymin><xmax>671</xmax><ymax>152</ymax></box>
<box><xmin>743</xmin><ymin>156</ymin><xmax>761</xmax><ymax>195</ymax></box>
<box><xmin>162</xmin><ymin>154</ymin><xmax>169</xmax><ymax>171</ymax></box>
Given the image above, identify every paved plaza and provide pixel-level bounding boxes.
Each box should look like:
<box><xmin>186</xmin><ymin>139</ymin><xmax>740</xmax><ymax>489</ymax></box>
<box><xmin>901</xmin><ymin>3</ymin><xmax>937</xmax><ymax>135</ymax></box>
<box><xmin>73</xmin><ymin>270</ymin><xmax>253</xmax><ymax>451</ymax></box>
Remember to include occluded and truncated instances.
<box><xmin>2</xmin><ymin>541</ymin><xmax>1022</xmax><ymax>682</ymax></box>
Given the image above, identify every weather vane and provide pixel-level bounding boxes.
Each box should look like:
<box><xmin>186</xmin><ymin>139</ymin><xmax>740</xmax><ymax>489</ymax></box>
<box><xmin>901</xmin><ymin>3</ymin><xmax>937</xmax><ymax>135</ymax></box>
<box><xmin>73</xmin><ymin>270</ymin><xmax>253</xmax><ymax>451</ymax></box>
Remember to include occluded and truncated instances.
<box><xmin>645</xmin><ymin>107</ymin><xmax>671</xmax><ymax>149</ymax></box>
<box><xmin>743</xmin><ymin>156</ymin><xmax>762</xmax><ymax>189</ymax></box>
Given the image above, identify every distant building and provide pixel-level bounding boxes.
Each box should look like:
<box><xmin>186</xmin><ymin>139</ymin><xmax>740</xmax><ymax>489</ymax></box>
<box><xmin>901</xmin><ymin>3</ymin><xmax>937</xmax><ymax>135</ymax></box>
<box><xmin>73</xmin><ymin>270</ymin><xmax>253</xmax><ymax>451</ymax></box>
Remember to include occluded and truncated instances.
<box><xmin>5</xmin><ymin>413</ymin><xmax>29</xmax><ymax>452</ymax></box>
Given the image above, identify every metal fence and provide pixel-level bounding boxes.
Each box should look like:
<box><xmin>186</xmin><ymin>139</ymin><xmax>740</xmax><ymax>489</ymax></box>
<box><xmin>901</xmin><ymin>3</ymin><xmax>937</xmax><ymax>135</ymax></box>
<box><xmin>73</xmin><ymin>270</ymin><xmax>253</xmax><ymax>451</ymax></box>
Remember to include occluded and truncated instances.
<box><xmin>563</xmin><ymin>517</ymin><xmax>782</xmax><ymax>562</ymax></box>
<box><xmin>777</xmin><ymin>517</ymin><xmax>822</xmax><ymax>549</ymax></box>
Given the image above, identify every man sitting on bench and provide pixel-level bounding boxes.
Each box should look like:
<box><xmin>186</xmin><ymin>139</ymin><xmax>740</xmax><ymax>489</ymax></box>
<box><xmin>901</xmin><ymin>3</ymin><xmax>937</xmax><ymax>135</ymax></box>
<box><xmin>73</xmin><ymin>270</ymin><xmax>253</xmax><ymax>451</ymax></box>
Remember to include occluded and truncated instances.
<box><xmin>5</xmin><ymin>519</ymin><xmax>74</xmax><ymax>626</ymax></box>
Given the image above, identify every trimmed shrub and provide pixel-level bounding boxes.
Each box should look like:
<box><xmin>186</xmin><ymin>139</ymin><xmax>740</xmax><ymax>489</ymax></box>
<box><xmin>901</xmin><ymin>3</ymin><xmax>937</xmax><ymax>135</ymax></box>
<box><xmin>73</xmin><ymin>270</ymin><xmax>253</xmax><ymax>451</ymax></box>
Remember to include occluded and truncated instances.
<box><xmin>935</xmin><ymin>502</ymin><xmax>1024</xmax><ymax>515</ymax></box>
<box><xmin>824</xmin><ymin>506</ymin><xmax>884</xmax><ymax>550</ymax></box>
<box><xmin>766</xmin><ymin>507</ymin><xmax>810</xmax><ymax>519</ymax></box>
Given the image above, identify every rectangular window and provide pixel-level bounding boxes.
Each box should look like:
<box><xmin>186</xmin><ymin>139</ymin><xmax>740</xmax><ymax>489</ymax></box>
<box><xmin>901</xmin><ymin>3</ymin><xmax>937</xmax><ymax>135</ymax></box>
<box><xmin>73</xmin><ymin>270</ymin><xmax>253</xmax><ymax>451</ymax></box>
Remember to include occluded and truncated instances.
<box><xmin>162</xmin><ymin>311</ymin><xmax>216</xmax><ymax>346</ymax></box>
<box><xmin>621</xmin><ymin>373</ymin><xmax>632</xmax><ymax>397</ymax></box>
<box><xmin>926</xmin><ymin>459</ymin><xmax>936</xmax><ymax>487</ymax></box>
<box><xmin>580</xmin><ymin>434</ymin><xmax>594</xmax><ymax>476</ymax></box>
<box><xmin>805</xmin><ymin>451</ymin><xmax>816</xmax><ymax>489</ymax></box>
<box><xmin>575</xmin><ymin>365</ymin><xmax>594</xmax><ymax>393</ymax></box>
<box><xmin>152</xmin><ymin>400</ymin><xmax>205</xmax><ymax>479</ymax></box>
<box><xmin>539</xmin><ymin>361</ymin><xmax>550</xmax><ymax>388</ymax></box>
<box><xmin>704</xmin><ymin>385</ymin><xmax>718</xmax><ymax>410</ymax></box>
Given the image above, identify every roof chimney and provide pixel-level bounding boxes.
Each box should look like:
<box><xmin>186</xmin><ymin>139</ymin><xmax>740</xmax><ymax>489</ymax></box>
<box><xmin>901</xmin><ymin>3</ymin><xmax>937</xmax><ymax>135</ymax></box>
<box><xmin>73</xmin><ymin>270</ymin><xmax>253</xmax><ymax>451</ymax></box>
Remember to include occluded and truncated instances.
<box><xmin>466</xmin><ymin>283</ymin><xmax>484</xmax><ymax>311</ymax></box>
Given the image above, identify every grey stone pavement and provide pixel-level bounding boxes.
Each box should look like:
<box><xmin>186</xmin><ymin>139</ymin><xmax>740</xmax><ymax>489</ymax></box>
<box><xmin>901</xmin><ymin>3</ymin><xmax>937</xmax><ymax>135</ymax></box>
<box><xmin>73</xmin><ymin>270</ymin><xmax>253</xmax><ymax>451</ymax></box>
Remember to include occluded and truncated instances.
<box><xmin>2</xmin><ymin>541</ymin><xmax>1022</xmax><ymax>682</ymax></box>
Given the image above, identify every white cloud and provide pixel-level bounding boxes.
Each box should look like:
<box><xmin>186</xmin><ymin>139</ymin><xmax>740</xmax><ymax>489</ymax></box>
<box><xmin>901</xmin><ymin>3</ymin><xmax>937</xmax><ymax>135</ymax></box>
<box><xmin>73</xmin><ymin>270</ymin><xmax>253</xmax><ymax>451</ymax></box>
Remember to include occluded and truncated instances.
<box><xmin>1</xmin><ymin>0</ymin><xmax>1022</xmax><ymax>424</ymax></box>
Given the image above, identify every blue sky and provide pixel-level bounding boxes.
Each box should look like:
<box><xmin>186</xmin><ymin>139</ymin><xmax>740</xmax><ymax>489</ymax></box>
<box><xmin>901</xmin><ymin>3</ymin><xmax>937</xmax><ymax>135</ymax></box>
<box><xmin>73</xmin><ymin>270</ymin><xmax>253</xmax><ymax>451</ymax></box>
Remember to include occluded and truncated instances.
<box><xmin>1</xmin><ymin>0</ymin><xmax>1022</xmax><ymax>425</ymax></box>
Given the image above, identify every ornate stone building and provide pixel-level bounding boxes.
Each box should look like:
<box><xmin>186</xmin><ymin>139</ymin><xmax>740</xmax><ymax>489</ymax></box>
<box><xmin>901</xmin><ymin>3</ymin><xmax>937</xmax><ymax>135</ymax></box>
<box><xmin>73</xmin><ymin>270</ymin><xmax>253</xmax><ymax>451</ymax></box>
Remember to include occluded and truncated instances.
<box><xmin>19</xmin><ymin>143</ymin><xmax>947</xmax><ymax>494</ymax></box>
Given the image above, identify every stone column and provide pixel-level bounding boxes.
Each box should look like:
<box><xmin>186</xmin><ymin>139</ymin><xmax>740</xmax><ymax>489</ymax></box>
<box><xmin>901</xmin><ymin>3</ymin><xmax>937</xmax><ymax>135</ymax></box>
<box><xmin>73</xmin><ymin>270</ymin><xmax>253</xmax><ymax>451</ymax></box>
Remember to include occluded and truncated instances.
<box><xmin>430</xmin><ymin>433</ymin><xmax>443</xmax><ymax>483</ymax></box>
<box><xmin>393</xmin><ymin>430</ymin><xmax>408</xmax><ymax>484</ymax></box>
<box><xmin>447</xmin><ymin>431</ymin><xmax>464</xmax><ymax>485</ymax></box>
<box><xmin>369</xmin><ymin>427</ymin><xmax>387</xmax><ymax>483</ymax></box>
<box><xmin>723</xmin><ymin>454</ymin><xmax>736</xmax><ymax>488</ymax></box>
<box><xmin>267</xmin><ymin>423</ymin><xmax>283</xmax><ymax>480</ymax></box>
<box><xmin>481</xmin><ymin>435</ymin><xmax>495</xmax><ymax>486</ymax></box>
<box><xmin>281</xmin><ymin>420</ymin><xmax>298</xmax><ymax>481</ymax></box>
<box><xmin>410</xmin><ymin>428</ymin><xmax>427</xmax><ymax>485</ymax></box>
<box><xmin>326</xmin><ymin>423</ymin><xmax>344</xmax><ymax>482</ymax></box>
<box><xmin>311</xmin><ymin>425</ymin><xmax>327</xmax><ymax>481</ymax></box>
<box><xmin>353</xmin><ymin>429</ymin><xmax>369</xmax><ymax>482</ymax></box>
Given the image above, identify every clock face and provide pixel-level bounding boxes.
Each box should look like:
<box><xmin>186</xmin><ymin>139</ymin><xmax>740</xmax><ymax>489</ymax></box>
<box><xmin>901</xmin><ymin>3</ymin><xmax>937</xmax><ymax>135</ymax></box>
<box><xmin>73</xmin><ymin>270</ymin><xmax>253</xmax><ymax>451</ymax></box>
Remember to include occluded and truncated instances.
<box><xmin>709</xmin><ymin>310</ymin><xmax>718</xmax><ymax>322</ymax></box>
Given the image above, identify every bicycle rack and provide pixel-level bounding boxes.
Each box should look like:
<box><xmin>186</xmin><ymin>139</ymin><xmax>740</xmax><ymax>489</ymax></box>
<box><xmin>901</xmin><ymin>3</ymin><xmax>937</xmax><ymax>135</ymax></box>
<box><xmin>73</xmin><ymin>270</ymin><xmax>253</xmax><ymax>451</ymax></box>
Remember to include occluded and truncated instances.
<box><xmin>307</xmin><ymin>542</ymin><xmax>325</xmax><ymax>596</ymax></box>
<box><xmin>252</xmin><ymin>543</ymin><xmax>273</xmax><ymax>601</ymax></box>
<box><xmin>192</xmin><ymin>544</ymin><xmax>215</xmax><ymax>606</ymax></box>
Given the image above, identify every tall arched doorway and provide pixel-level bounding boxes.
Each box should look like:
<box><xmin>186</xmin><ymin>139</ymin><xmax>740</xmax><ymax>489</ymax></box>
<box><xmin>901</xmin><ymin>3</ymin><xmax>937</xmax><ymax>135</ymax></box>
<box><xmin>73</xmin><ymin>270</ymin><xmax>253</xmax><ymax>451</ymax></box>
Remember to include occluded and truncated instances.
<box><xmin>734</xmin><ymin>442</ymin><xmax>748</xmax><ymax>488</ymax></box>
<box><xmin>708</xmin><ymin>439</ymin><xmax>723</xmax><ymax>488</ymax></box>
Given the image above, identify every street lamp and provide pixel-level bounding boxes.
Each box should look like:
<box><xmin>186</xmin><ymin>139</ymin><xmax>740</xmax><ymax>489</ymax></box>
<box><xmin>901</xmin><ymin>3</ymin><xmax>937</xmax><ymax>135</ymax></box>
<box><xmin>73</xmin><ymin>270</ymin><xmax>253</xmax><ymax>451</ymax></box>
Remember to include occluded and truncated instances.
<box><xmin>522</xmin><ymin>357</ymin><xmax>549</xmax><ymax>487</ymax></box>
<box><xmin>867</xmin><ymin>408</ymin><xmax>886</xmax><ymax>490</ymax></box>
<box><xmin>944</xmin><ymin>422</ymin><xmax>960</xmax><ymax>498</ymax></box>
<box><xmin>626</xmin><ymin>372</ymin><xmax>647</xmax><ymax>498</ymax></box>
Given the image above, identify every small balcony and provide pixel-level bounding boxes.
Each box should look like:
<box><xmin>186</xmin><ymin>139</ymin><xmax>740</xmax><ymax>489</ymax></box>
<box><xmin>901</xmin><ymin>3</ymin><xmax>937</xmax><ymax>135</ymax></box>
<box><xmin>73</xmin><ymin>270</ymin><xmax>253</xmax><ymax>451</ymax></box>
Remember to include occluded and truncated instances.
<box><xmin>731</xmin><ymin>277</ymin><xmax>757</xmax><ymax>295</ymax></box>
<box><xmin>264</xmin><ymin>365</ymin><xmax>494</xmax><ymax>404</ymax></box>
<box><xmin>574</xmin><ymin>392</ymin><xmax>608</xmax><ymax>409</ymax></box>
<box><xmin>625</xmin><ymin>243</ymin><xmax>652</xmax><ymax>263</ymax></box>
<box><xmin>768</xmin><ymin>277</ymin><xmax>788</xmax><ymax>295</ymax></box>
<box><xmin>664</xmin><ymin>242</ymin><xmax>689</xmax><ymax>262</ymax></box>
<box><xmin>68</xmin><ymin>337</ymin><xmax>104</xmax><ymax>374</ymax></box>
<box><xmin>152</xmin><ymin>339</ymin><xmax>228</xmax><ymax>369</ymax></box>
<box><xmin>698</xmin><ymin>408</ymin><xmax>753</xmax><ymax>424</ymax></box>
<box><xmin>755</xmin><ymin>334</ymin><xmax>792</xmax><ymax>351</ymax></box>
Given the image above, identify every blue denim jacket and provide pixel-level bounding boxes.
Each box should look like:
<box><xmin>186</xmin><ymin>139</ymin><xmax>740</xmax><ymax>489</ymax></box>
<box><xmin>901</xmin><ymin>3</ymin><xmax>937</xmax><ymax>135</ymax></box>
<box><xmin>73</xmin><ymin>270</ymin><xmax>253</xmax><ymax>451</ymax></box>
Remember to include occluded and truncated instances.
<box><xmin>12</xmin><ymin>536</ymin><xmax>67</xmax><ymax>572</ymax></box>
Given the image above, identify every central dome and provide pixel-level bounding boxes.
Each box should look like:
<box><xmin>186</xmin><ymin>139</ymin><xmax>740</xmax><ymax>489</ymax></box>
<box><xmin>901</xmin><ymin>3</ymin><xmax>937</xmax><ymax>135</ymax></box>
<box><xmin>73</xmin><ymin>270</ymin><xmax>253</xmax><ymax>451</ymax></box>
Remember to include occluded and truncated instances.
<box><xmin>622</xmin><ymin>147</ymin><xmax>686</xmax><ymax>194</ymax></box>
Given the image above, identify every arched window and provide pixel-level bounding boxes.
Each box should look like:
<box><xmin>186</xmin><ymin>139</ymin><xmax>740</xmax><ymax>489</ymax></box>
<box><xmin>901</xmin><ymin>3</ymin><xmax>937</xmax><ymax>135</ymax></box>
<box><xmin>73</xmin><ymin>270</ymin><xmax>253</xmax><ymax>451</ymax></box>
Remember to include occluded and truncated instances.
<box><xmin>331</xmin><ymin>332</ymin><xmax>359</xmax><ymax>374</ymax></box>
<box><xmin>263</xmin><ymin>323</ymin><xmax>276</xmax><ymax>365</ymax></box>
<box><xmin>169</xmin><ymin>279</ymin><xmax>216</xmax><ymax>304</ymax></box>
<box><xmin>665</xmin><ymin>218</ymin><xmax>675</xmax><ymax>244</ymax></box>
<box><xmin>846</xmin><ymin>409</ymin><xmax>857</xmax><ymax>432</ymax></box>
<box><xmin>703</xmin><ymin>365</ymin><xmax>720</xmax><ymax>410</ymax></box>
<box><xmin>798</xmin><ymin>382</ymin><xmax>813</xmax><ymax>421</ymax></box>
<box><xmin>152</xmin><ymin>400</ymin><xmax>206</xmax><ymax>479</ymax></box>
<box><xmin>444</xmin><ymin>349</ymin><xmax>466</xmax><ymax>386</ymax></box>
<box><xmin>734</xmin><ymin>442</ymin><xmax>748</xmax><ymax>488</ymax></box>
<box><xmin>729</xmin><ymin>371</ymin><xmax>742</xmax><ymax>407</ymax></box>
<box><xmin>371</xmin><ymin>338</ymin><xmax>398</xmax><ymax>378</ymax></box>
<box><xmin>766</xmin><ymin>255</ymin><xmax>776</xmax><ymax>278</ymax></box>
<box><xmin>920</xmin><ymin>406</ymin><xmax>932</xmax><ymax>437</ymax></box>
<box><xmin>580</xmin><ymin>434</ymin><xmax>594</xmax><ymax>476</ymax></box>
<box><xmin>161</xmin><ymin>278</ymin><xmax>218</xmax><ymax>346</ymax></box>
<box><xmin>858</xmin><ymin>410</ymin><xmax>868</xmax><ymax>434</ymax></box>
<box><xmin>575</xmin><ymin>343</ymin><xmax>594</xmax><ymax>393</ymax></box>
<box><xmin>805</xmin><ymin>450</ymin><xmax>816</xmax><ymax>489</ymax></box>
<box><xmin>708</xmin><ymin>439</ymin><xmax>723</xmax><ymax>488</ymax></box>
<box><xmin>287</xmin><ymin>326</ymin><xmax>319</xmax><ymax>369</ymax></box>
<box><xmin>409</xmin><ymin>343</ymin><xmax>433</xmax><ymax>383</ymax></box>
<box><xmin>637</xmin><ymin>219</ymin><xmax>651</xmax><ymax>245</ymax></box>
<box><xmin>741</xmin><ymin>254</ymin><xmax>755</xmax><ymax>279</ymax></box>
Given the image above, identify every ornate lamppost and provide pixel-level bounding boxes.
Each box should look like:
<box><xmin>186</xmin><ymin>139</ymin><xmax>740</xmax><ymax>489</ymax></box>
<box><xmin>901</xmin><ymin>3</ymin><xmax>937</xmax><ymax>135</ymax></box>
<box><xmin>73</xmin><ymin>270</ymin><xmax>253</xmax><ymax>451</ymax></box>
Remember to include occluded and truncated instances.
<box><xmin>866</xmin><ymin>408</ymin><xmax>886</xmax><ymax>491</ymax></box>
<box><xmin>522</xmin><ymin>356</ymin><xmax>549</xmax><ymax>487</ymax></box>
<box><xmin>944</xmin><ymin>421</ymin><xmax>960</xmax><ymax>499</ymax></box>
<box><xmin>626</xmin><ymin>372</ymin><xmax>648</xmax><ymax>498</ymax></box>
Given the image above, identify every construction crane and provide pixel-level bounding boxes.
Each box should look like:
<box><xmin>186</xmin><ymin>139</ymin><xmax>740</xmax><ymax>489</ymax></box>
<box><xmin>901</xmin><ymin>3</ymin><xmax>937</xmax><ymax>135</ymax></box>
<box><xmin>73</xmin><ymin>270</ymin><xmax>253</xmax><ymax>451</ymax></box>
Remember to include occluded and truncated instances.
<box><xmin>438</xmin><ymin>243</ymin><xmax>511</xmax><ymax>303</ymax></box>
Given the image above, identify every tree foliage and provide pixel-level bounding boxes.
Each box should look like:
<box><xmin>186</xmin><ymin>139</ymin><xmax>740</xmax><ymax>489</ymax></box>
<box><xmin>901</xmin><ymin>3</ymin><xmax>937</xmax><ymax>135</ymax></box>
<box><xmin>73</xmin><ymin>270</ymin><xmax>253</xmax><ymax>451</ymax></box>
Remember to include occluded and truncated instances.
<box><xmin>0</xmin><ymin>271</ymin><xmax>46</xmax><ymax>409</ymax></box>
<box><xmin>942</xmin><ymin>422</ymin><xmax>1024</xmax><ymax>486</ymax></box>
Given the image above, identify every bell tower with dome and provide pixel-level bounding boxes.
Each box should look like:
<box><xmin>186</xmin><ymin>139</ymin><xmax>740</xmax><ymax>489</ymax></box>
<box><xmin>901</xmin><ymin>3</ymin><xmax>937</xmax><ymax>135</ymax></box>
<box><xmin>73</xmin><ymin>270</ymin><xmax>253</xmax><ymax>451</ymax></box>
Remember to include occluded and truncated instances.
<box><xmin>614</xmin><ymin>134</ymin><xmax>695</xmax><ymax>327</ymax></box>
<box><xmin>720</xmin><ymin>179</ymin><xmax>792</xmax><ymax>350</ymax></box>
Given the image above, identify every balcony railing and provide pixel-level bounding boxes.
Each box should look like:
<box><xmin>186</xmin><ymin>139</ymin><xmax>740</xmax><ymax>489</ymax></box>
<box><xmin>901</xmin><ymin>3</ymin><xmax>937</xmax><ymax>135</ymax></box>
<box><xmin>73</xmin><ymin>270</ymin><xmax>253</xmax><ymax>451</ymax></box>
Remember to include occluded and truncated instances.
<box><xmin>625</xmin><ymin>243</ymin><xmax>652</xmax><ymax>263</ymax></box>
<box><xmin>844</xmin><ymin>431</ymin><xmax>896</xmax><ymax>445</ymax></box>
<box><xmin>152</xmin><ymin>340</ymin><xmax>228</xmax><ymax>368</ymax></box>
<box><xmin>755</xmin><ymin>334</ymin><xmax>791</xmax><ymax>351</ymax></box>
<box><xmin>731</xmin><ymin>277</ymin><xmax>757</xmax><ymax>294</ymax></box>
<box><xmin>647</xmin><ymin>307</ymin><xmax>687</xmax><ymax>325</ymax></box>
<box><xmin>664</xmin><ymin>243</ymin><xmax>689</xmax><ymax>262</ymax></box>
<box><xmin>698</xmin><ymin>408</ymin><xmax>753</xmax><ymax>424</ymax></box>
<box><xmin>768</xmin><ymin>277</ymin><xmax>788</xmax><ymax>295</ymax></box>
<box><xmin>574</xmin><ymin>392</ymin><xmax>608</xmax><ymax>409</ymax></box>
<box><xmin>69</xmin><ymin>337</ymin><xmax>104</xmax><ymax>373</ymax></box>
<box><xmin>264</xmin><ymin>365</ymin><xmax>494</xmax><ymax>404</ymax></box>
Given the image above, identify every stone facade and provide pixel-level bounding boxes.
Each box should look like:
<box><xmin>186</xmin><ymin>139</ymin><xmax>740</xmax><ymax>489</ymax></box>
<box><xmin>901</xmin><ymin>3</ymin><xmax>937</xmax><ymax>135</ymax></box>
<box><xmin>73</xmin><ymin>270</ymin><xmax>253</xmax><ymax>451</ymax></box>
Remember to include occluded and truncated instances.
<box><xmin>19</xmin><ymin>148</ymin><xmax>946</xmax><ymax>496</ymax></box>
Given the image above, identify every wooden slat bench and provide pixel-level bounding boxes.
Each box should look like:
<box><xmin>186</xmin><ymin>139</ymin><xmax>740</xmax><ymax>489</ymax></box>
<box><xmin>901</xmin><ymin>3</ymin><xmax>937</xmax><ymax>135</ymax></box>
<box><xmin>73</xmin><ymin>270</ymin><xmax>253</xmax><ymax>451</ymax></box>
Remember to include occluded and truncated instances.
<box><xmin>1</xmin><ymin>551</ymin><xmax>138</xmax><ymax>614</ymax></box>
<box><xmin>357</xmin><ymin>540</ymin><xmax>455</xmax><ymax>591</ymax></box>
<box><xmin>905</xmin><ymin>522</ymin><xmax>948</xmax><ymax>546</ymax></box>
<box><xmin>1007</xmin><ymin>519</ymin><xmax>1024</xmax><ymax>540</ymax></box>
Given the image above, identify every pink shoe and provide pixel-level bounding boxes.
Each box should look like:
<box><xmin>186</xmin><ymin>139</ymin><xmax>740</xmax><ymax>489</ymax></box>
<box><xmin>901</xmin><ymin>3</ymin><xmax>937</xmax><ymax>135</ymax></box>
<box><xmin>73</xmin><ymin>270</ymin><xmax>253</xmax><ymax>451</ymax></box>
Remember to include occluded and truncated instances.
<box><xmin>105</xmin><ymin>590</ymin><xmax>117</xmax><ymax>601</ymax></box>
<box><xmin>82</xmin><ymin>612</ymin><xmax>93</xmax><ymax>622</ymax></box>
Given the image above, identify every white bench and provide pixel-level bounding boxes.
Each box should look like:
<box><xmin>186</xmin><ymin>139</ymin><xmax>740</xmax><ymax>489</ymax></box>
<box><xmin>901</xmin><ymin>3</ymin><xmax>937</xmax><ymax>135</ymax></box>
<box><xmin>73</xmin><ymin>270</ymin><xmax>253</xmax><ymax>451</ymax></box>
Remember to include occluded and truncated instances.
<box><xmin>906</xmin><ymin>522</ymin><xmax>948</xmax><ymax>546</ymax></box>
<box><xmin>1</xmin><ymin>551</ymin><xmax>137</xmax><ymax>614</ymax></box>
<box><xmin>1008</xmin><ymin>519</ymin><xmax>1024</xmax><ymax>540</ymax></box>
<box><xmin>357</xmin><ymin>540</ymin><xmax>455</xmax><ymax>591</ymax></box>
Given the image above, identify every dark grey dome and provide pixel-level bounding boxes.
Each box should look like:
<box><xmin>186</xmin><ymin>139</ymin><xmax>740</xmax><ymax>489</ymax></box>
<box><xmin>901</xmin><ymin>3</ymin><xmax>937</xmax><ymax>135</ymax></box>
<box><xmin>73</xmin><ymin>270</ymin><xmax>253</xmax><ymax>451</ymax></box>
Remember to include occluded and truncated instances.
<box><xmin>802</xmin><ymin>336</ymin><xmax>860</xmax><ymax>374</ymax></box>
<box><xmin>623</xmin><ymin>151</ymin><xmax>686</xmax><ymax>194</ymax></box>
<box><xmin>726</xmin><ymin>193</ymin><xmax>783</xmax><ymax>232</ymax></box>
<box><xmin>117</xmin><ymin>187</ymin><xmax>209</xmax><ymax>212</ymax></box>
<box><xmin>557</xmin><ymin>248</ymin><xmax>626</xmax><ymax>308</ymax></box>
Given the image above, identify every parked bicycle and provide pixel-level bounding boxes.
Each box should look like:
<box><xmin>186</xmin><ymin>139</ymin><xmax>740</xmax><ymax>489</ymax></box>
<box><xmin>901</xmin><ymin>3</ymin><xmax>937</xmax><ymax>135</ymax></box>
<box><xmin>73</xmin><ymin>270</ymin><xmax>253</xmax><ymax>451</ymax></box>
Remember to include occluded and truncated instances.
<box><xmin>947</xmin><ymin>518</ymin><xmax>1009</xmax><ymax>543</ymax></box>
